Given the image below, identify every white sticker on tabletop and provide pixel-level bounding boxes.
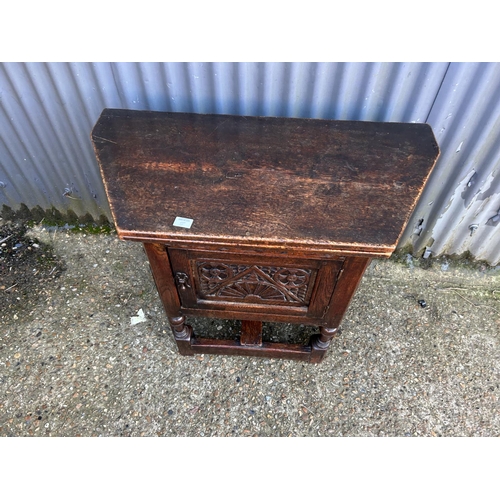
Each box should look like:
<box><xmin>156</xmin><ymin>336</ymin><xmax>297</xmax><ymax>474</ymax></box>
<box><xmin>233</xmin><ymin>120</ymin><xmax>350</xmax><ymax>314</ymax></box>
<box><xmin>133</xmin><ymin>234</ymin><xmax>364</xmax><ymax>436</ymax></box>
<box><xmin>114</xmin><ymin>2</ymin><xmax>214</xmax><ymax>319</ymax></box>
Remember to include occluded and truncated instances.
<box><xmin>173</xmin><ymin>216</ymin><xmax>194</xmax><ymax>229</ymax></box>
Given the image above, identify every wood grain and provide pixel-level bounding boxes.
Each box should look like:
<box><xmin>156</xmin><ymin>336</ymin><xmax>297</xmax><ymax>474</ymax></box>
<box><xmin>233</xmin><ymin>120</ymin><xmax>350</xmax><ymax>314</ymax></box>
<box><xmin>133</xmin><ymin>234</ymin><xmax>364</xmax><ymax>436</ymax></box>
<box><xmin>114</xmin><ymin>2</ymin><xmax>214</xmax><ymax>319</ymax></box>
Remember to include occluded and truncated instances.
<box><xmin>92</xmin><ymin>109</ymin><xmax>440</xmax><ymax>255</ymax></box>
<box><xmin>240</xmin><ymin>320</ymin><xmax>263</xmax><ymax>346</ymax></box>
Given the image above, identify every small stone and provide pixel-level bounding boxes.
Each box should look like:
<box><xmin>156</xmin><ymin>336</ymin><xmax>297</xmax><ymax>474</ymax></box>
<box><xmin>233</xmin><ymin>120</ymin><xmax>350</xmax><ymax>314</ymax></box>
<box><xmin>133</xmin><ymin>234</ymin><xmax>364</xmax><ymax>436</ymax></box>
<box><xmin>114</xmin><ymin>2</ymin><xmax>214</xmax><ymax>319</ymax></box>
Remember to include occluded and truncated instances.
<box><xmin>14</xmin><ymin>352</ymin><xmax>21</xmax><ymax>359</ymax></box>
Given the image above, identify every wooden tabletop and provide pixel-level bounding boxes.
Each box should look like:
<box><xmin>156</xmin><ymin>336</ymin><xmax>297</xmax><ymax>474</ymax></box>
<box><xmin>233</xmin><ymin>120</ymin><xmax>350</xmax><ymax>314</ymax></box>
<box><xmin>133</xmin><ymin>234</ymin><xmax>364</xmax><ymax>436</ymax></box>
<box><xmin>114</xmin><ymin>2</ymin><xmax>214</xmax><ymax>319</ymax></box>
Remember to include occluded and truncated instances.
<box><xmin>91</xmin><ymin>109</ymin><xmax>439</xmax><ymax>256</ymax></box>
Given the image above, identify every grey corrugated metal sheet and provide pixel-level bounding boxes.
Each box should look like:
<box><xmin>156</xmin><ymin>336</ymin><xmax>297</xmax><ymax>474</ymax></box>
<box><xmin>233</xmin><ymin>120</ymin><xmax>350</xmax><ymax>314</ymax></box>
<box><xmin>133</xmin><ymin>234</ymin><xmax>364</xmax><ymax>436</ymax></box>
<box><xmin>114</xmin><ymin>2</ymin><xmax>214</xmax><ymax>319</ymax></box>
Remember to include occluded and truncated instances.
<box><xmin>1</xmin><ymin>62</ymin><xmax>499</xmax><ymax>264</ymax></box>
<box><xmin>401</xmin><ymin>62</ymin><xmax>500</xmax><ymax>265</ymax></box>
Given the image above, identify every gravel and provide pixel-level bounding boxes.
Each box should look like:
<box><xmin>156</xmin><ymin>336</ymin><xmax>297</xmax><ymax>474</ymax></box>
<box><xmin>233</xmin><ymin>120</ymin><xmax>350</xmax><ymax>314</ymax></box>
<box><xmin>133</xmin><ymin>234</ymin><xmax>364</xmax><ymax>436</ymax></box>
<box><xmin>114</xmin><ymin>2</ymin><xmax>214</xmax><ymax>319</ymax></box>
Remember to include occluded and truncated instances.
<box><xmin>1</xmin><ymin>221</ymin><xmax>499</xmax><ymax>436</ymax></box>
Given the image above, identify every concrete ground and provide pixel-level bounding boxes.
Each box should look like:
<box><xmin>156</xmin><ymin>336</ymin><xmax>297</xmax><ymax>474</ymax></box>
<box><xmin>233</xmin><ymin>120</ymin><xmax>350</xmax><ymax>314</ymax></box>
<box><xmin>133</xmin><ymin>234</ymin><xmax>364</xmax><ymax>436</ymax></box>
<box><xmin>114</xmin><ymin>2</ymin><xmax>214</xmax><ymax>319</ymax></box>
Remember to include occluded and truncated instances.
<box><xmin>1</xmin><ymin>222</ymin><xmax>499</xmax><ymax>436</ymax></box>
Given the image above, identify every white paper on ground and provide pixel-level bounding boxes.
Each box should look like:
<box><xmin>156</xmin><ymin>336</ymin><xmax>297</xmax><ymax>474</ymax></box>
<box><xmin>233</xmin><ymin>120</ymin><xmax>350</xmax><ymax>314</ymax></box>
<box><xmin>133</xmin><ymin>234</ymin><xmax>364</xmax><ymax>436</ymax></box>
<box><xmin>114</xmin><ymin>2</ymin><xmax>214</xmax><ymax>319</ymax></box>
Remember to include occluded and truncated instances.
<box><xmin>130</xmin><ymin>308</ymin><xmax>146</xmax><ymax>325</ymax></box>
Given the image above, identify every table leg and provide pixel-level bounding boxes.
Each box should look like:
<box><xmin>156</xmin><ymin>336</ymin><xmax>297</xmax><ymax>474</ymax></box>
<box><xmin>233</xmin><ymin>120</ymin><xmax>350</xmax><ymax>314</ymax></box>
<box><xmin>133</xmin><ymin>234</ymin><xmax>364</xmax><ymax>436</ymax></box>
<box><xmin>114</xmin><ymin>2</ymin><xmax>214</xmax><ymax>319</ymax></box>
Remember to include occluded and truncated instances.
<box><xmin>310</xmin><ymin>256</ymin><xmax>371</xmax><ymax>363</ymax></box>
<box><xmin>310</xmin><ymin>327</ymin><xmax>337</xmax><ymax>363</ymax></box>
<box><xmin>168</xmin><ymin>315</ymin><xmax>194</xmax><ymax>356</ymax></box>
<box><xmin>143</xmin><ymin>242</ymin><xmax>194</xmax><ymax>355</ymax></box>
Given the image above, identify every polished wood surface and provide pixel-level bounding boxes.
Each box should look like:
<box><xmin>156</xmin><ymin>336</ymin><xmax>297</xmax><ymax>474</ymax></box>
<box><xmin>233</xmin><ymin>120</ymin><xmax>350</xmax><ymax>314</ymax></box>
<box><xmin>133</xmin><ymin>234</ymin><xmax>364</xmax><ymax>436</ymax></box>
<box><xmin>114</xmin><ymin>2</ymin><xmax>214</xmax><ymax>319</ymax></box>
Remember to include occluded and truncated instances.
<box><xmin>92</xmin><ymin>109</ymin><xmax>439</xmax><ymax>257</ymax></box>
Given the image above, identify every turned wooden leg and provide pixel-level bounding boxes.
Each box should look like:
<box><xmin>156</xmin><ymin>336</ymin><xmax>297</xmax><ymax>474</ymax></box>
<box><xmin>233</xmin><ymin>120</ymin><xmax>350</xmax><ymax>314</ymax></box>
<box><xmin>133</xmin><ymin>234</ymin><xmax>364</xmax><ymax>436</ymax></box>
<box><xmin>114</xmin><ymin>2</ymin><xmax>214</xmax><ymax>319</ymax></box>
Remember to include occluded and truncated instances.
<box><xmin>168</xmin><ymin>315</ymin><xmax>194</xmax><ymax>356</ymax></box>
<box><xmin>310</xmin><ymin>326</ymin><xmax>338</xmax><ymax>363</ymax></box>
<box><xmin>143</xmin><ymin>243</ymin><xmax>194</xmax><ymax>356</ymax></box>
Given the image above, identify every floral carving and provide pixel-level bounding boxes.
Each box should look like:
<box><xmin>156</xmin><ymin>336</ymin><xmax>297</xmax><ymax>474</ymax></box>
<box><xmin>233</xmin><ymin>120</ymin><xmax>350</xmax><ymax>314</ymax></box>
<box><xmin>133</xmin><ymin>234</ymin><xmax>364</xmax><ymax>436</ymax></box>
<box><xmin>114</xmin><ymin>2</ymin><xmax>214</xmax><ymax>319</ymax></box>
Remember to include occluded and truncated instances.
<box><xmin>197</xmin><ymin>262</ymin><xmax>313</xmax><ymax>304</ymax></box>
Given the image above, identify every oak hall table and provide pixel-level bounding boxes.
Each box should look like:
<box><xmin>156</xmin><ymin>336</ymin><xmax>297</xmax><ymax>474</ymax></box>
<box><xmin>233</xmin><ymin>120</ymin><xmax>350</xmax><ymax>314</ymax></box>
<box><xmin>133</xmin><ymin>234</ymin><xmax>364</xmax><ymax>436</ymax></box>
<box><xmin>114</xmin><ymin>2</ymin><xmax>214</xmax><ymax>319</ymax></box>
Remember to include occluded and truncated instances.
<box><xmin>91</xmin><ymin>109</ymin><xmax>439</xmax><ymax>363</ymax></box>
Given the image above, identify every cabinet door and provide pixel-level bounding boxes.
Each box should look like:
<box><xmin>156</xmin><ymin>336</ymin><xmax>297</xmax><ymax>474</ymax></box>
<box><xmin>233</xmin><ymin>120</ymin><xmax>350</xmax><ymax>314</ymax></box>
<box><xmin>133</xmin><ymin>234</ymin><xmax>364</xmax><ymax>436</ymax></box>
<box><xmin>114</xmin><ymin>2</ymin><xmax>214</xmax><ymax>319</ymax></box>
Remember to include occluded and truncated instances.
<box><xmin>168</xmin><ymin>248</ymin><xmax>343</xmax><ymax>321</ymax></box>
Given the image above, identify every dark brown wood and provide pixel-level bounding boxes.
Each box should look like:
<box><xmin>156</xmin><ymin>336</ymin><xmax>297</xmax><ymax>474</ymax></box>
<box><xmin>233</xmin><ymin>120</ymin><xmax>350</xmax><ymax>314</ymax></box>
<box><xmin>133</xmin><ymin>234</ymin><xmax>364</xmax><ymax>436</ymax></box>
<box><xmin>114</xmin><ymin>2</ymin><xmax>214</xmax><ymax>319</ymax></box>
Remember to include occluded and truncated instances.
<box><xmin>167</xmin><ymin>248</ymin><xmax>197</xmax><ymax>308</ymax></box>
<box><xmin>167</xmin><ymin>247</ymin><xmax>342</xmax><ymax>321</ymax></box>
<box><xmin>179</xmin><ymin>305</ymin><xmax>319</xmax><ymax>324</ymax></box>
<box><xmin>324</xmin><ymin>256</ymin><xmax>372</xmax><ymax>329</ymax></box>
<box><xmin>310</xmin><ymin>327</ymin><xmax>338</xmax><ymax>363</ymax></box>
<box><xmin>92</xmin><ymin>109</ymin><xmax>440</xmax><ymax>257</ymax></box>
<box><xmin>142</xmin><ymin>243</ymin><xmax>181</xmax><ymax>317</ymax></box>
<box><xmin>240</xmin><ymin>320</ymin><xmax>263</xmax><ymax>346</ymax></box>
<box><xmin>168</xmin><ymin>315</ymin><xmax>194</xmax><ymax>356</ymax></box>
<box><xmin>306</xmin><ymin>260</ymin><xmax>342</xmax><ymax>319</ymax></box>
<box><xmin>190</xmin><ymin>337</ymin><xmax>312</xmax><ymax>362</ymax></box>
<box><xmin>92</xmin><ymin>110</ymin><xmax>440</xmax><ymax>363</ymax></box>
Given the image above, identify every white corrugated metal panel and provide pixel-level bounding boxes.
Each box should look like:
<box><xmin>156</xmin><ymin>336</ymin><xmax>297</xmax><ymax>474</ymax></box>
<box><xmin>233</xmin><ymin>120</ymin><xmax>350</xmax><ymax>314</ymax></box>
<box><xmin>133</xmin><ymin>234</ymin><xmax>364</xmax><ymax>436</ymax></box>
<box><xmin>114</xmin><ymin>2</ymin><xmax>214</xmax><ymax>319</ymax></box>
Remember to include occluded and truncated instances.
<box><xmin>1</xmin><ymin>62</ymin><xmax>499</xmax><ymax>264</ymax></box>
<box><xmin>401</xmin><ymin>62</ymin><xmax>500</xmax><ymax>265</ymax></box>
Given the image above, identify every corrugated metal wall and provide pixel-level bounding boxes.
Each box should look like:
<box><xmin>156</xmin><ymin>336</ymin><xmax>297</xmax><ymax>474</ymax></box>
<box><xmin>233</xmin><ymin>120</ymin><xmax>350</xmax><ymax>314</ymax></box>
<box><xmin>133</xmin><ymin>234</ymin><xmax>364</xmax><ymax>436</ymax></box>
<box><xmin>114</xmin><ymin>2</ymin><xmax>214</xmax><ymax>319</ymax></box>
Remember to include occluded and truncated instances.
<box><xmin>1</xmin><ymin>62</ymin><xmax>499</xmax><ymax>264</ymax></box>
<box><xmin>402</xmin><ymin>63</ymin><xmax>500</xmax><ymax>265</ymax></box>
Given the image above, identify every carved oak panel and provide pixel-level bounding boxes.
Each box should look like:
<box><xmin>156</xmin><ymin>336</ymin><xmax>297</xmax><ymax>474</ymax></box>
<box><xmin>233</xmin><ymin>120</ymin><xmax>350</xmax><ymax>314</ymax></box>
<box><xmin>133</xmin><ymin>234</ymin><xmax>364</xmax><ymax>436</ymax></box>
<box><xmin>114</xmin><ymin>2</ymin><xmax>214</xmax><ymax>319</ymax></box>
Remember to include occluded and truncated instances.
<box><xmin>196</xmin><ymin>261</ymin><xmax>316</xmax><ymax>305</ymax></box>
